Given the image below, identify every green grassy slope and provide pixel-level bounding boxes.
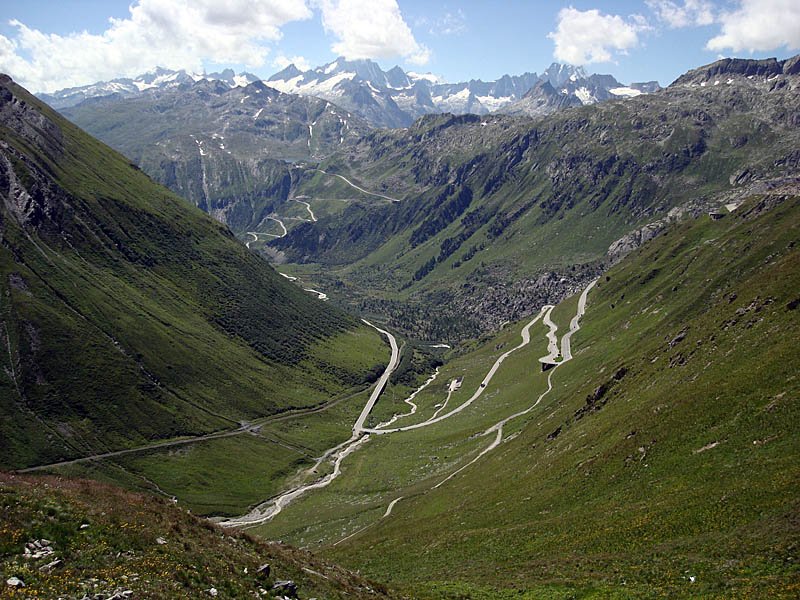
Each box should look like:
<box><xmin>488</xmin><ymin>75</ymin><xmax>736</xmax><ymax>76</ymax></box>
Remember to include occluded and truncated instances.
<box><xmin>0</xmin><ymin>472</ymin><xmax>397</xmax><ymax>599</ymax></box>
<box><xmin>252</xmin><ymin>193</ymin><xmax>799</xmax><ymax>598</ymax></box>
<box><xmin>0</xmin><ymin>75</ymin><xmax>386</xmax><ymax>470</ymax></box>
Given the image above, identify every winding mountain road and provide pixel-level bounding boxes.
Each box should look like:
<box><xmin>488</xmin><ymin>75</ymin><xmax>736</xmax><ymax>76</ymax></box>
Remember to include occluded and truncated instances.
<box><xmin>541</xmin><ymin>306</ymin><xmax>560</xmax><ymax>362</ymax></box>
<box><xmin>219</xmin><ymin>319</ymin><xmax>400</xmax><ymax>528</ymax></box>
<box><xmin>560</xmin><ymin>280</ymin><xmax>596</xmax><ymax>361</ymax></box>
<box><xmin>362</xmin><ymin>305</ymin><xmax>551</xmax><ymax>435</ymax></box>
<box><xmin>294</xmin><ymin>199</ymin><xmax>317</xmax><ymax>221</ymax></box>
<box><xmin>245</xmin><ymin>232</ymin><xmax>280</xmax><ymax>248</ymax></box>
<box><xmin>332</xmin><ymin>279</ymin><xmax>598</xmax><ymax>543</ymax></box>
<box><xmin>315</xmin><ymin>169</ymin><xmax>400</xmax><ymax>203</ymax></box>
<box><xmin>222</xmin><ymin>280</ymin><xmax>597</xmax><ymax>532</ymax></box>
<box><xmin>434</xmin><ymin>279</ymin><xmax>596</xmax><ymax>489</ymax></box>
<box><xmin>266</xmin><ymin>216</ymin><xmax>288</xmax><ymax>237</ymax></box>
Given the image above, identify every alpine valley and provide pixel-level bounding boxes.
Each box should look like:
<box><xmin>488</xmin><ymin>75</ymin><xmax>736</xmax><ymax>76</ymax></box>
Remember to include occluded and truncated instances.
<box><xmin>0</xmin><ymin>48</ymin><xmax>798</xmax><ymax>600</ymax></box>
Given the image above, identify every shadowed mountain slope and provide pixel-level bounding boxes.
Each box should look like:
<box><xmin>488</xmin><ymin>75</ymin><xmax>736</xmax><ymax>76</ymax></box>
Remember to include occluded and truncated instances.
<box><xmin>0</xmin><ymin>75</ymin><xmax>385</xmax><ymax>470</ymax></box>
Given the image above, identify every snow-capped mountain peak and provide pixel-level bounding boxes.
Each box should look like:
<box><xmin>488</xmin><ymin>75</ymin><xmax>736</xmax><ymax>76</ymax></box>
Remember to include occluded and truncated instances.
<box><xmin>37</xmin><ymin>67</ymin><xmax>260</xmax><ymax>109</ymax></box>
<box><xmin>39</xmin><ymin>59</ymin><xmax>661</xmax><ymax>126</ymax></box>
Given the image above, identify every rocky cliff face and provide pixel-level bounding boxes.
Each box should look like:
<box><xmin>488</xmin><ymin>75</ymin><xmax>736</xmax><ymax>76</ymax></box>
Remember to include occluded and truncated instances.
<box><xmin>0</xmin><ymin>76</ymin><xmax>71</xmax><ymax>232</ymax></box>
<box><xmin>671</xmin><ymin>55</ymin><xmax>800</xmax><ymax>85</ymax></box>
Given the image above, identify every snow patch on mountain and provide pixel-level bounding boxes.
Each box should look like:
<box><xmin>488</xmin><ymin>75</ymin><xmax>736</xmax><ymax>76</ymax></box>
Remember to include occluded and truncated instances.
<box><xmin>609</xmin><ymin>86</ymin><xmax>643</xmax><ymax>97</ymax></box>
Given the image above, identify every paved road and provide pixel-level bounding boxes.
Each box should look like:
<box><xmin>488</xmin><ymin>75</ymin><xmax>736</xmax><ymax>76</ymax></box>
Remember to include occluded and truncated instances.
<box><xmin>315</xmin><ymin>169</ymin><xmax>400</xmax><ymax>203</ymax></box>
<box><xmin>266</xmin><ymin>216</ymin><xmax>288</xmax><ymax>237</ymax></box>
<box><xmin>362</xmin><ymin>305</ymin><xmax>550</xmax><ymax>434</ymax></box>
<box><xmin>245</xmin><ymin>231</ymin><xmax>280</xmax><ymax>248</ymax></box>
<box><xmin>541</xmin><ymin>305</ymin><xmax>560</xmax><ymax>362</ymax></box>
<box><xmin>353</xmin><ymin>320</ymin><xmax>401</xmax><ymax>434</ymax></box>
<box><xmin>219</xmin><ymin>319</ymin><xmax>401</xmax><ymax>528</ymax></box>
<box><xmin>294</xmin><ymin>199</ymin><xmax>317</xmax><ymax>221</ymax></box>
<box><xmin>561</xmin><ymin>280</ymin><xmax>596</xmax><ymax>361</ymax></box>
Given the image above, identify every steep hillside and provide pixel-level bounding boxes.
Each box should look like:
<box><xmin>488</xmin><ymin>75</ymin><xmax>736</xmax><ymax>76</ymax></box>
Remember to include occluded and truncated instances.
<box><xmin>60</xmin><ymin>79</ymin><xmax>371</xmax><ymax>232</ymax></box>
<box><xmin>255</xmin><ymin>191</ymin><xmax>800</xmax><ymax>598</ymax></box>
<box><xmin>0</xmin><ymin>75</ymin><xmax>385</xmax><ymax>470</ymax></box>
<box><xmin>272</xmin><ymin>55</ymin><xmax>800</xmax><ymax>339</ymax></box>
<box><xmin>0</xmin><ymin>472</ymin><xmax>397</xmax><ymax>599</ymax></box>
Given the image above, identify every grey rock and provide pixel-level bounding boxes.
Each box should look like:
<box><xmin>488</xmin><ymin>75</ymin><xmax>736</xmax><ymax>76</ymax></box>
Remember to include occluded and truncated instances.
<box><xmin>272</xmin><ymin>580</ymin><xmax>298</xmax><ymax>597</ymax></box>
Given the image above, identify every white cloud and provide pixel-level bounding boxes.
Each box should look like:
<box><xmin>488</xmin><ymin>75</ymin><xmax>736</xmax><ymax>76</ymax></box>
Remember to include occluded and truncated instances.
<box><xmin>317</xmin><ymin>0</ymin><xmax>430</xmax><ymax>64</ymax></box>
<box><xmin>706</xmin><ymin>0</ymin><xmax>800</xmax><ymax>52</ymax></box>
<box><xmin>648</xmin><ymin>0</ymin><xmax>715</xmax><ymax>28</ymax></box>
<box><xmin>432</xmin><ymin>10</ymin><xmax>468</xmax><ymax>36</ymax></box>
<box><xmin>548</xmin><ymin>7</ymin><xmax>650</xmax><ymax>65</ymax></box>
<box><xmin>273</xmin><ymin>54</ymin><xmax>312</xmax><ymax>71</ymax></box>
<box><xmin>0</xmin><ymin>0</ymin><xmax>312</xmax><ymax>92</ymax></box>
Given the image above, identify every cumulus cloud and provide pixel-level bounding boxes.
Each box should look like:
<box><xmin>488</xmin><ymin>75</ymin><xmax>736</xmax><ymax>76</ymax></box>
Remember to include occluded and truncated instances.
<box><xmin>317</xmin><ymin>0</ymin><xmax>430</xmax><ymax>64</ymax></box>
<box><xmin>706</xmin><ymin>0</ymin><xmax>800</xmax><ymax>52</ymax></box>
<box><xmin>273</xmin><ymin>54</ymin><xmax>312</xmax><ymax>71</ymax></box>
<box><xmin>0</xmin><ymin>0</ymin><xmax>312</xmax><ymax>92</ymax></box>
<box><xmin>548</xmin><ymin>7</ymin><xmax>650</xmax><ymax>65</ymax></box>
<box><xmin>648</xmin><ymin>0</ymin><xmax>715</xmax><ymax>28</ymax></box>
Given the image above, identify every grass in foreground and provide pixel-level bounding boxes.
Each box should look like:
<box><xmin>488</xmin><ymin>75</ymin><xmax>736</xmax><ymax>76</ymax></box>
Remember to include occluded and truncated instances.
<box><xmin>0</xmin><ymin>473</ymin><xmax>397</xmax><ymax>599</ymax></box>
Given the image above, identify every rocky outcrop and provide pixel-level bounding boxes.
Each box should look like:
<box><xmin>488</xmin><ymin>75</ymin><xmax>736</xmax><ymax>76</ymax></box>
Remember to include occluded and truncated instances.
<box><xmin>671</xmin><ymin>54</ymin><xmax>799</xmax><ymax>86</ymax></box>
<box><xmin>0</xmin><ymin>85</ymin><xmax>73</xmax><ymax>233</ymax></box>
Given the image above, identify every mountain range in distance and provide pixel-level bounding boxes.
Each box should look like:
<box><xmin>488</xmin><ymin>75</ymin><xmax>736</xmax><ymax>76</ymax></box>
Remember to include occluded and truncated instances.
<box><xmin>40</xmin><ymin>57</ymin><xmax>662</xmax><ymax>127</ymax></box>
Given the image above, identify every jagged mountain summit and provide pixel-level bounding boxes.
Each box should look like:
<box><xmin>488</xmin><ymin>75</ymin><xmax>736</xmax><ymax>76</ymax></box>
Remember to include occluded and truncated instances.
<box><xmin>266</xmin><ymin>57</ymin><xmax>662</xmax><ymax>126</ymax></box>
<box><xmin>37</xmin><ymin>66</ymin><xmax>259</xmax><ymax>109</ymax></box>
<box><xmin>501</xmin><ymin>62</ymin><xmax>661</xmax><ymax>117</ymax></box>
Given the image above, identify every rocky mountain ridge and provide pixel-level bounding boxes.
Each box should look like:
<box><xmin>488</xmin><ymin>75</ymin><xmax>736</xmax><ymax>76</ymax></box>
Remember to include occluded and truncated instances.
<box><xmin>37</xmin><ymin>67</ymin><xmax>259</xmax><ymax>109</ymax></box>
<box><xmin>672</xmin><ymin>54</ymin><xmax>800</xmax><ymax>86</ymax></box>
<box><xmin>266</xmin><ymin>57</ymin><xmax>662</xmax><ymax>126</ymax></box>
<box><xmin>39</xmin><ymin>59</ymin><xmax>661</xmax><ymax>128</ymax></box>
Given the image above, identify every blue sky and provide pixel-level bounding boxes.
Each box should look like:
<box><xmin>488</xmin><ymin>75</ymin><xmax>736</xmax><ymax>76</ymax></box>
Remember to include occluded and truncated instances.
<box><xmin>0</xmin><ymin>0</ymin><xmax>798</xmax><ymax>92</ymax></box>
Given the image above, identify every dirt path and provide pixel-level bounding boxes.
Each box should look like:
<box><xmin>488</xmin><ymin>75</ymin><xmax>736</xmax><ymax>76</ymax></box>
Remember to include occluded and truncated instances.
<box><xmin>17</xmin><ymin>387</ymin><xmax>371</xmax><ymax>474</ymax></box>
<box><xmin>375</xmin><ymin>368</ymin><xmax>440</xmax><ymax>429</ymax></box>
